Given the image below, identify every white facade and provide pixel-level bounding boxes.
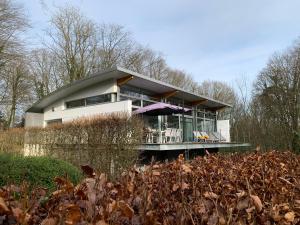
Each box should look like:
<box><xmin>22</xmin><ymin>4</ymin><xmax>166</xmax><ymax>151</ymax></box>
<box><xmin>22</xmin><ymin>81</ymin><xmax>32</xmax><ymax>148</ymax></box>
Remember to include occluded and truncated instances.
<box><xmin>24</xmin><ymin>67</ymin><xmax>232</xmax><ymax>143</ymax></box>
<box><xmin>25</xmin><ymin>79</ymin><xmax>132</xmax><ymax>128</ymax></box>
<box><xmin>25</xmin><ymin>112</ymin><xmax>44</xmax><ymax>127</ymax></box>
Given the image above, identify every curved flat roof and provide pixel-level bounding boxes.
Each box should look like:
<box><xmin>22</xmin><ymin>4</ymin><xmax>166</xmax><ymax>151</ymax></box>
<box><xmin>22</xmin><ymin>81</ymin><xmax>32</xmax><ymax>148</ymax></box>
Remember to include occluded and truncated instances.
<box><xmin>27</xmin><ymin>67</ymin><xmax>231</xmax><ymax>113</ymax></box>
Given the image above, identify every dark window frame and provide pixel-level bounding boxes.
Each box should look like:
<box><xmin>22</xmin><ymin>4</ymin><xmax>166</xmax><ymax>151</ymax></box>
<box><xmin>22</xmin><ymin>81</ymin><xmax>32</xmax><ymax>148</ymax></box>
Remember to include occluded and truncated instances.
<box><xmin>65</xmin><ymin>93</ymin><xmax>114</xmax><ymax>109</ymax></box>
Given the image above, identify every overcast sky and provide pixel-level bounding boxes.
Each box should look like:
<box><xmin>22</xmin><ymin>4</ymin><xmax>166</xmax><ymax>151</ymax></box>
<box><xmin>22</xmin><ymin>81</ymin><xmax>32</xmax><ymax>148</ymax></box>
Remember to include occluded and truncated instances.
<box><xmin>23</xmin><ymin>0</ymin><xmax>300</xmax><ymax>85</ymax></box>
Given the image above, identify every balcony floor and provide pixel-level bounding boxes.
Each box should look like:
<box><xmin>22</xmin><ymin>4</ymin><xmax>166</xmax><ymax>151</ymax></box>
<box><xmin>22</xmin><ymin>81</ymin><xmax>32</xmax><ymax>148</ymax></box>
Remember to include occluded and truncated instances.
<box><xmin>139</xmin><ymin>142</ymin><xmax>251</xmax><ymax>151</ymax></box>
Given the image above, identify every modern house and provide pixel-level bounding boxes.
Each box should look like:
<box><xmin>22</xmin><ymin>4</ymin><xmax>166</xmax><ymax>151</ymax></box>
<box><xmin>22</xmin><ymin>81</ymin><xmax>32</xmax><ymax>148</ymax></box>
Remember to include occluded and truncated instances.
<box><xmin>25</xmin><ymin>67</ymin><xmax>249</xmax><ymax>158</ymax></box>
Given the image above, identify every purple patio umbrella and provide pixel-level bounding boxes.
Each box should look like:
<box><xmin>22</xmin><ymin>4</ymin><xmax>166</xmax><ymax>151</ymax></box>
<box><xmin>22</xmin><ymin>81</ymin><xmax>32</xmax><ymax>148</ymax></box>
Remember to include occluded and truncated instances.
<box><xmin>133</xmin><ymin>102</ymin><xmax>191</xmax><ymax>116</ymax></box>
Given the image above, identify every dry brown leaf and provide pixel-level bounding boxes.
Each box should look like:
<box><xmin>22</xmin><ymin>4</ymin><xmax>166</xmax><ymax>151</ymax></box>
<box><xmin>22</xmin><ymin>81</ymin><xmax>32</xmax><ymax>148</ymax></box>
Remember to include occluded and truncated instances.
<box><xmin>0</xmin><ymin>197</ymin><xmax>9</xmax><ymax>213</ymax></box>
<box><xmin>108</xmin><ymin>200</ymin><xmax>117</xmax><ymax>213</ymax></box>
<box><xmin>41</xmin><ymin>217</ymin><xmax>58</xmax><ymax>225</ymax></box>
<box><xmin>236</xmin><ymin>191</ymin><xmax>246</xmax><ymax>198</ymax></box>
<box><xmin>172</xmin><ymin>183</ymin><xmax>179</xmax><ymax>192</ymax></box>
<box><xmin>65</xmin><ymin>205</ymin><xmax>82</xmax><ymax>225</ymax></box>
<box><xmin>95</xmin><ymin>220</ymin><xmax>109</xmax><ymax>225</ymax></box>
<box><xmin>284</xmin><ymin>211</ymin><xmax>295</xmax><ymax>222</ymax></box>
<box><xmin>127</xmin><ymin>182</ymin><xmax>134</xmax><ymax>193</ymax></box>
<box><xmin>12</xmin><ymin>208</ymin><xmax>24</xmax><ymax>222</ymax></box>
<box><xmin>152</xmin><ymin>171</ymin><xmax>160</xmax><ymax>176</ymax></box>
<box><xmin>181</xmin><ymin>182</ymin><xmax>189</xmax><ymax>190</ymax></box>
<box><xmin>250</xmin><ymin>195</ymin><xmax>263</xmax><ymax>212</ymax></box>
<box><xmin>237</xmin><ymin>198</ymin><xmax>249</xmax><ymax>210</ymax></box>
<box><xmin>181</xmin><ymin>164</ymin><xmax>192</xmax><ymax>173</ymax></box>
<box><xmin>118</xmin><ymin>201</ymin><xmax>134</xmax><ymax>219</ymax></box>
<box><xmin>204</xmin><ymin>191</ymin><xmax>218</xmax><ymax>199</ymax></box>
<box><xmin>153</xmin><ymin>165</ymin><xmax>160</xmax><ymax>169</ymax></box>
<box><xmin>81</xmin><ymin>165</ymin><xmax>96</xmax><ymax>178</ymax></box>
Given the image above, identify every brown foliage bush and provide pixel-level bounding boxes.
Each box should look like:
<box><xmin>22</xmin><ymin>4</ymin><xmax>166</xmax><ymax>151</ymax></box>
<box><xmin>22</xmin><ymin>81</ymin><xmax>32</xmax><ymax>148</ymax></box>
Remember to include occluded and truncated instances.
<box><xmin>0</xmin><ymin>113</ymin><xmax>143</xmax><ymax>178</ymax></box>
<box><xmin>1</xmin><ymin>150</ymin><xmax>299</xmax><ymax>224</ymax></box>
<box><xmin>0</xmin><ymin>128</ymin><xmax>25</xmax><ymax>154</ymax></box>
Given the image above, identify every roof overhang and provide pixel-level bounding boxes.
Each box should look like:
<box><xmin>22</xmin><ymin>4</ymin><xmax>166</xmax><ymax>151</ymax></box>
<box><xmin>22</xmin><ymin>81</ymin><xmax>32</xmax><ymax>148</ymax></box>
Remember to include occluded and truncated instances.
<box><xmin>26</xmin><ymin>66</ymin><xmax>232</xmax><ymax>113</ymax></box>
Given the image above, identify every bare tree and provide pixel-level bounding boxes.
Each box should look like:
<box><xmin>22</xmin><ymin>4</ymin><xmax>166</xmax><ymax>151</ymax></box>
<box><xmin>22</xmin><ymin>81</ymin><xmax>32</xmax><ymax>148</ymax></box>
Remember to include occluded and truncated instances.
<box><xmin>46</xmin><ymin>6</ymin><xmax>98</xmax><ymax>83</ymax></box>
<box><xmin>0</xmin><ymin>58</ymin><xmax>31</xmax><ymax>127</ymax></box>
<box><xmin>0</xmin><ymin>0</ymin><xmax>28</xmax><ymax>127</ymax></box>
<box><xmin>29</xmin><ymin>48</ymin><xmax>62</xmax><ymax>100</ymax></box>
<box><xmin>253</xmin><ymin>42</ymin><xmax>300</xmax><ymax>151</ymax></box>
<box><xmin>96</xmin><ymin>24</ymin><xmax>134</xmax><ymax>69</ymax></box>
<box><xmin>0</xmin><ymin>0</ymin><xmax>27</xmax><ymax>70</ymax></box>
<box><xmin>197</xmin><ymin>80</ymin><xmax>236</xmax><ymax>104</ymax></box>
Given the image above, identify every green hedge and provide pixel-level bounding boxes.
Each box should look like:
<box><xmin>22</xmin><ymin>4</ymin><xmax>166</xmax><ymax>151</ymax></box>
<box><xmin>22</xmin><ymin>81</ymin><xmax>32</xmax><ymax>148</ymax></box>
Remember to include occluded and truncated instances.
<box><xmin>0</xmin><ymin>153</ymin><xmax>83</xmax><ymax>191</ymax></box>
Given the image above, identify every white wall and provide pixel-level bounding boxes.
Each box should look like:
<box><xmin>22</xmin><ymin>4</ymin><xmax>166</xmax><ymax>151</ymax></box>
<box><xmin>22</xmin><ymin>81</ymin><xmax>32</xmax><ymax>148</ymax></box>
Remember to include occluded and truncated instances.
<box><xmin>64</xmin><ymin>79</ymin><xmax>117</xmax><ymax>102</ymax></box>
<box><xmin>25</xmin><ymin>112</ymin><xmax>44</xmax><ymax>128</ymax></box>
<box><xmin>217</xmin><ymin>120</ymin><xmax>230</xmax><ymax>142</ymax></box>
<box><xmin>41</xmin><ymin>79</ymin><xmax>125</xmax><ymax>124</ymax></box>
<box><xmin>62</xmin><ymin>100</ymin><xmax>132</xmax><ymax>122</ymax></box>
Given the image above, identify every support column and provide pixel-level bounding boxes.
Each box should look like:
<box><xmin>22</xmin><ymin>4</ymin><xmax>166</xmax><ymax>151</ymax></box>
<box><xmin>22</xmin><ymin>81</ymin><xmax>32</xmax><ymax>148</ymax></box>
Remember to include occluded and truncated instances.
<box><xmin>158</xmin><ymin>115</ymin><xmax>162</xmax><ymax>143</ymax></box>
<box><xmin>182</xmin><ymin>99</ymin><xmax>185</xmax><ymax>142</ymax></box>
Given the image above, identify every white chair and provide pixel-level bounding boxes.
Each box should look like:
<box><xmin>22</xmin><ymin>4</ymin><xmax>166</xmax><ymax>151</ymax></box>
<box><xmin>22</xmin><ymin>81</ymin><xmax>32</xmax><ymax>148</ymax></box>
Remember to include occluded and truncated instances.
<box><xmin>213</xmin><ymin>132</ymin><xmax>226</xmax><ymax>142</ymax></box>
<box><xmin>162</xmin><ymin>128</ymin><xmax>173</xmax><ymax>143</ymax></box>
<box><xmin>175</xmin><ymin>129</ymin><xmax>182</xmax><ymax>142</ymax></box>
<box><xmin>145</xmin><ymin>132</ymin><xmax>153</xmax><ymax>143</ymax></box>
<box><xmin>193</xmin><ymin>131</ymin><xmax>198</xmax><ymax>141</ymax></box>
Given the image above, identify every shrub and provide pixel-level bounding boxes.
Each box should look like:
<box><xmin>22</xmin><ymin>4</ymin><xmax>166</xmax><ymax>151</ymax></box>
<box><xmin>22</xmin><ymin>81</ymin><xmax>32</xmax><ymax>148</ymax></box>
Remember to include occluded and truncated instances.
<box><xmin>0</xmin><ymin>113</ymin><xmax>144</xmax><ymax>179</ymax></box>
<box><xmin>0</xmin><ymin>153</ymin><xmax>82</xmax><ymax>191</ymax></box>
<box><xmin>0</xmin><ymin>128</ymin><xmax>24</xmax><ymax>154</ymax></box>
<box><xmin>25</xmin><ymin>113</ymin><xmax>144</xmax><ymax>179</ymax></box>
<box><xmin>1</xmin><ymin>151</ymin><xmax>300</xmax><ymax>224</ymax></box>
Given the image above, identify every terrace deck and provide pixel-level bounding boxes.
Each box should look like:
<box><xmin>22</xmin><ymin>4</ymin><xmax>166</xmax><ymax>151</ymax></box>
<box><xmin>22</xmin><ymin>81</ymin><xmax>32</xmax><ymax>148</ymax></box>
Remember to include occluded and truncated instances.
<box><xmin>139</xmin><ymin>142</ymin><xmax>251</xmax><ymax>151</ymax></box>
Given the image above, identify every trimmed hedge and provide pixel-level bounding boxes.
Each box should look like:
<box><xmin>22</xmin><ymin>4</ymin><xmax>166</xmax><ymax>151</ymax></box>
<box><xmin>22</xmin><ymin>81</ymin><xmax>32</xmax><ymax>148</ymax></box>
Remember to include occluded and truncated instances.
<box><xmin>0</xmin><ymin>153</ymin><xmax>82</xmax><ymax>191</ymax></box>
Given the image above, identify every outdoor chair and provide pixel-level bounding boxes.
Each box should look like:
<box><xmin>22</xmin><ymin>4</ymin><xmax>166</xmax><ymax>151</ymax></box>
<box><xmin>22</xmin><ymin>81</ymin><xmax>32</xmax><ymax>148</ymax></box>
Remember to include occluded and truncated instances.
<box><xmin>175</xmin><ymin>129</ymin><xmax>182</xmax><ymax>142</ymax></box>
<box><xmin>193</xmin><ymin>131</ymin><xmax>198</xmax><ymax>142</ymax></box>
<box><xmin>200</xmin><ymin>132</ymin><xmax>213</xmax><ymax>143</ymax></box>
<box><xmin>208</xmin><ymin>132</ymin><xmax>219</xmax><ymax>143</ymax></box>
<box><xmin>145</xmin><ymin>130</ymin><xmax>154</xmax><ymax>143</ymax></box>
<box><xmin>162</xmin><ymin>128</ymin><xmax>173</xmax><ymax>143</ymax></box>
<box><xmin>193</xmin><ymin>131</ymin><xmax>206</xmax><ymax>142</ymax></box>
<box><xmin>213</xmin><ymin>132</ymin><xmax>226</xmax><ymax>142</ymax></box>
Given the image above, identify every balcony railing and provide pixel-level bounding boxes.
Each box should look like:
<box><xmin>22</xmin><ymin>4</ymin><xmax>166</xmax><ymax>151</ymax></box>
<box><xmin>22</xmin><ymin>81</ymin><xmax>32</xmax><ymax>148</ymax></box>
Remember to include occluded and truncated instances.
<box><xmin>143</xmin><ymin>128</ymin><xmax>227</xmax><ymax>144</ymax></box>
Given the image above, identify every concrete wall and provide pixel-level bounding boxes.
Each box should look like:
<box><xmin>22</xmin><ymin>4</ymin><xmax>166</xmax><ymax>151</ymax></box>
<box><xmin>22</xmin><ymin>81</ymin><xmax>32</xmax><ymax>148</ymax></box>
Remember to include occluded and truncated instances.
<box><xmin>25</xmin><ymin>112</ymin><xmax>44</xmax><ymax>128</ymax></box>
<box><xmin>216</xmin><ymin>120</ymin><xmax>230</xmax><ymax>142</ymax></box>
<box><xmin>25</xmin><ymin>79</ymin><xmax>132</xmax><ymax>127</ymax></box>
<box><xmin>62</xmin><ymin>100</ymin><xmax>132</xmax><ymax>122</ymax></box>
<box><xmin>63</xmin><ymin>79</ymin><xmax>117</xmax><ymax>102</ymax></box>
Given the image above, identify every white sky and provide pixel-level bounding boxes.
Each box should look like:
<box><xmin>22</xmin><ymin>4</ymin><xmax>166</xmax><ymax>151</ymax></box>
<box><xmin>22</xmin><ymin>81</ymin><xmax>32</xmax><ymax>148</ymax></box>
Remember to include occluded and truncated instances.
<box><xmin>22</xmin><ymin>0</ymin><xmax>300</xmax><ymax>86</ymax></box>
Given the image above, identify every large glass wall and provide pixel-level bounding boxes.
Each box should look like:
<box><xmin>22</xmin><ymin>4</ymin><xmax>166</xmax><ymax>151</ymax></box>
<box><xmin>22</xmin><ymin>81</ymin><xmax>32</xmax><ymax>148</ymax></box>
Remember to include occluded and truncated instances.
<box><xmin>195</xmin><ymin>108</ymin><xmax>217</xmax><ymax>133</ymax></box>
<box><xmin>119</xmin><ymin>85</ymin><xmax>218</xmax><ymax>142</ymax></box>
<box><xmin>119</xmin><ymin>85</ymin><xmax>158</xmax><ymax>109</ymax></box>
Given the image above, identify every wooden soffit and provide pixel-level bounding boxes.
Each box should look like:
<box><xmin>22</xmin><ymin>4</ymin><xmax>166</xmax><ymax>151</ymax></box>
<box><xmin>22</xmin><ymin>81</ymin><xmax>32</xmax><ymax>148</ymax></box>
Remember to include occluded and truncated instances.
<box><xmin>152</xmin><ymin>90</ymin><xmax>179</xmax><ymax>100</ymax></box>
<box><xmin>117</xmin><ymin>75</ymin><xmax>134</xmax><ymax>86</ymax></box>
<box><xmin>210</xmin><ymin>106</ymin><xmax>228</xmax><ymax>111</ymax></box>
<box><xmin>190</xmin><ymin>99</ymin><xmax>208</xmax><ymax>106</ymax></box>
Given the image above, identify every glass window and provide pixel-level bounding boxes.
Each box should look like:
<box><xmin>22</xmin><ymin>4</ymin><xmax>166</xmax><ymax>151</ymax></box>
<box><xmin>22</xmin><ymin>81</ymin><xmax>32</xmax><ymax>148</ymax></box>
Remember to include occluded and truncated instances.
<box><xmin>142</xmin><ymin>100</ymin><xmax>155</xmax><ymax>107</ymax></box>
<box><xmin>120</xmin><ymin>85</ymin><xmax>158</xmax><ymax>101</ymax></box>
<box><xmin>86</xmin><ymin>94</ymin><xmax>111</xmax><ymax>105</ymax></box>
<box><xmin>197</xmin><ymin>111</ymin><xmax>204</xmax><ymax>118</ymax></box>
<box><xmin>120</xmin><ymin>86</ymin><xmax>141</xmax><ymax>98</ymax></box>
<box><xmin>197</xmin><ymin>118</ymin><xmax>204</xmax><ymax>131</ymax></box>
<box><xmin>167</xmin><ymin>115</ymin><xmax>180</xmax><ymax>128</ymax></box>
<box><xmin>47</xmin><ymin>119</ymin><xmax>62</xmax><ymax>126</ymax></box>
<box><xmin>204</xmin><ymin>119</ymin><xmax>216</xmax><ymax>133</ymax></box>
<box><xmin>66</xmin><ymin>99</ymin><xmax>85</xmax><ymax>108</ymax></box>
<box><xmin>120</xmin><ymin>95</ymin><xmax>141</xmax><ymax>107</ymax></box>
<box><xmin>144</xmin><ymin>115</ymin><xmax>159</xmax><ymax>130</ymax></box>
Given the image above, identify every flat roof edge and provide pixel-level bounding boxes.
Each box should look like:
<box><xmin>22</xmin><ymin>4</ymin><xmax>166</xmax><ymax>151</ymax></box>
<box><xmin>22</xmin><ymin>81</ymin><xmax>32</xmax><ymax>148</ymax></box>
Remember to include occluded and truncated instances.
<box><xmin>27</xmin><ymin>66</ymin><xmax>232</xmax><ymax>112</ymax></box>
